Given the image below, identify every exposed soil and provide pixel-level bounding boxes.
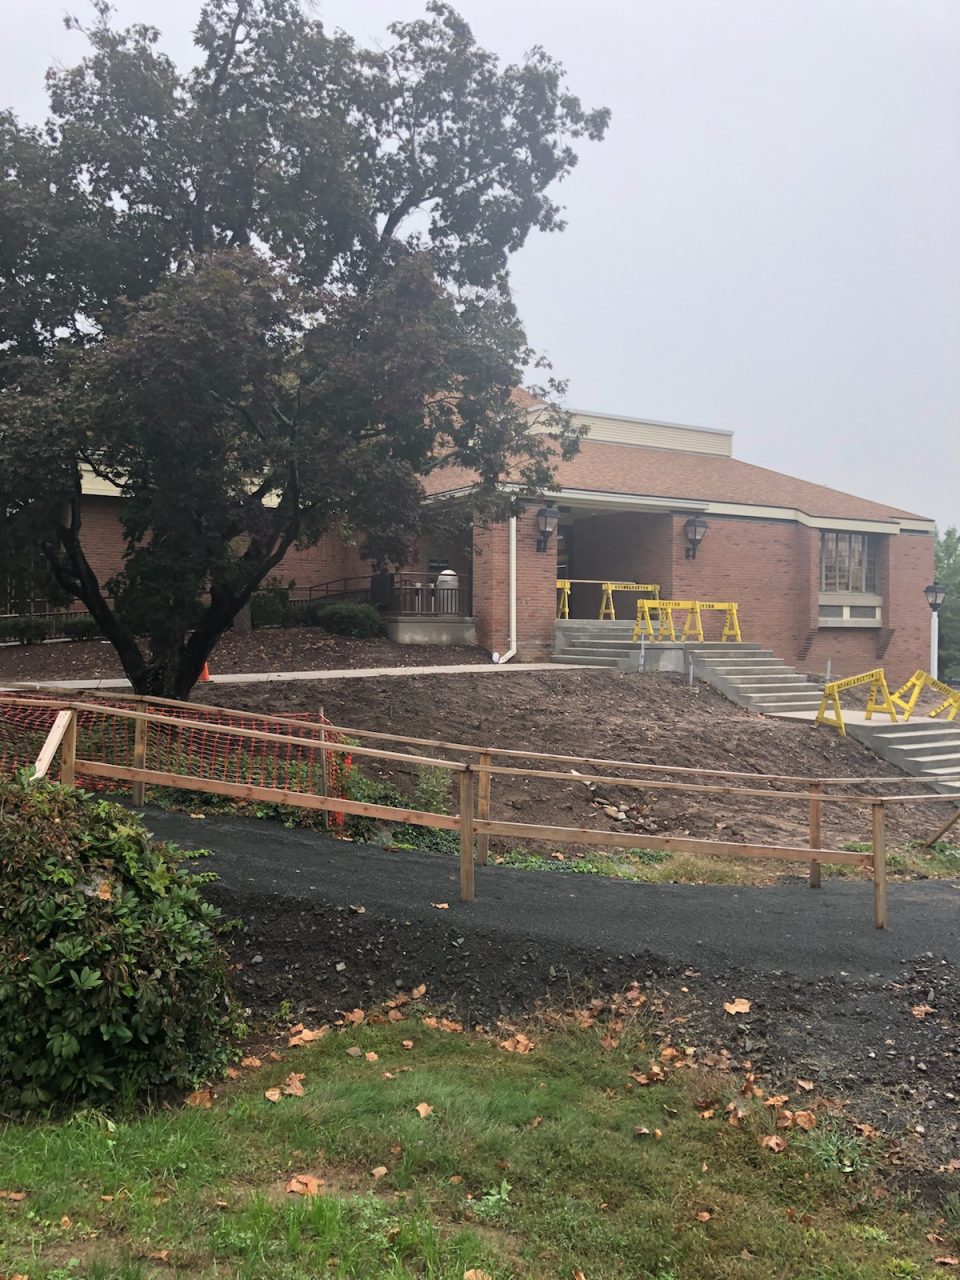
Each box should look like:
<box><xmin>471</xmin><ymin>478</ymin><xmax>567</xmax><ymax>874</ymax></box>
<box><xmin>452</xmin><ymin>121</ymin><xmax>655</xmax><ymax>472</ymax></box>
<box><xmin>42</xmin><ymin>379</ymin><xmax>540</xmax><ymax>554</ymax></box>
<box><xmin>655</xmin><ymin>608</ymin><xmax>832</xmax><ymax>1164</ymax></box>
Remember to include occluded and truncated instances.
<box><xmin>0</xmin><ymin>627</ymin><xmax>488</xmax><ymax>682</ymax></box>
<box><xmin>210</xmin><ymin>881</ymin><xmax>960</xmax><ymax>1183</ymax></box>
<box><xmin>206</xmin><ymin>668</ymin><xmax>944</xmax><ymax>851</ymax></box>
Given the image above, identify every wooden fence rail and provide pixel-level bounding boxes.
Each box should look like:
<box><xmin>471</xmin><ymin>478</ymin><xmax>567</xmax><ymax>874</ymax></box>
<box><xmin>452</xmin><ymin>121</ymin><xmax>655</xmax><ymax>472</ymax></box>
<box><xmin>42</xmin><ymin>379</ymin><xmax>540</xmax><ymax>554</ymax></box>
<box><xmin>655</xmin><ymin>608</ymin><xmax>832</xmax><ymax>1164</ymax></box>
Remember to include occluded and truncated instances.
<box><xmin>5</xmin><ymin>692</ymin><xmax>960</xmax><ymax>930</ymax></box>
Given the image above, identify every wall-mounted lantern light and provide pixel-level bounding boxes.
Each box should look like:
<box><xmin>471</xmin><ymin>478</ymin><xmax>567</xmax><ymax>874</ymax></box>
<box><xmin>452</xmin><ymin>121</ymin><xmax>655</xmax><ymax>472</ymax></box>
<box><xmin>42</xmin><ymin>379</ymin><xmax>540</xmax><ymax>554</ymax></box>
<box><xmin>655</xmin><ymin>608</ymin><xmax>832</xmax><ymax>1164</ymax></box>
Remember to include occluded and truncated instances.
<box><xmin>924</xmin><ymin>581</ymin><xmax>948</xmax><ymax>679</ymax></box>
<box><xmin>535</xmin><ymin>503</ymin><xmax>561</xmax><ymax>553</ymax></box>
<box><xmin>683</xmin><ymin>516</ymin><xmax>709</xmax><ymax>560</ymax></box>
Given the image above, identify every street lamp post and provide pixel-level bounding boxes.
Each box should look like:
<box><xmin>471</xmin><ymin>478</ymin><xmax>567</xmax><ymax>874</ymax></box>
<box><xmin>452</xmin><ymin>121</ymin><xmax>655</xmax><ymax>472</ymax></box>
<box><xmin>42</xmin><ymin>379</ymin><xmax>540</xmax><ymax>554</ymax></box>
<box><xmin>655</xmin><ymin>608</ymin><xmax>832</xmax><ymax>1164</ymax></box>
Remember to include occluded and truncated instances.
<box><xmin>923</xmin><ymin>582</ymin><xmax>948</xmax><ymax>679</ymax></box>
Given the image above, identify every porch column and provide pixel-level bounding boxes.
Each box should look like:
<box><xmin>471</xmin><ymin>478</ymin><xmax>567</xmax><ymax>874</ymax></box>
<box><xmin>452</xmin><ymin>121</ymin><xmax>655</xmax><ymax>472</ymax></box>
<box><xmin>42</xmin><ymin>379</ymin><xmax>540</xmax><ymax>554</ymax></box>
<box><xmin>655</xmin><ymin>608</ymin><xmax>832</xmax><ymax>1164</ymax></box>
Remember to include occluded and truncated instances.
<box><xmin>471</xmin><ymin>508</ymin><xmax>557</xmax><ymax>660</ymax></box>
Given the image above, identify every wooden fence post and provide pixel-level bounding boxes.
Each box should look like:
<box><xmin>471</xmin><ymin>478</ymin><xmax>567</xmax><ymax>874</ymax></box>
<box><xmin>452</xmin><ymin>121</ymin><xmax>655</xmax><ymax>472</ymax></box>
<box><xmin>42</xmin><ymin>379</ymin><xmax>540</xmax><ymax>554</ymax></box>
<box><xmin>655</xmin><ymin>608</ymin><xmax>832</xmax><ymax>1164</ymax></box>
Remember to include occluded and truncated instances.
<box><xmin>808</xmin><ymin>781</ymin><xmax>822</xmax><ymax>888</ymax></box>
<box><xmin>476</xmin><ymin>750</ymin><xmax>492</xmax><ymax>866</ymax></box>
<box><xmin>872</xmin><ymin>801</ymin><xmax>887</xmax><ymax>929</ymax></box>
<box><xmin>318</xmin><ymin>706</ymin><xmax>329</xmax><ymax>831</ymax></box>
<box><xmin>131</xmin><ymin>713</ymin><xmax>147</xmax><ymax>807</ymax></box>
<box><xmin>60</xmin><ymin>710</ymin><xmax>77</xmax><ymax>788</ymax></box>
<box><xmin>459</xmin><ymin>767</ymin><xmax>476</xmax><ymax>902</ymax></box>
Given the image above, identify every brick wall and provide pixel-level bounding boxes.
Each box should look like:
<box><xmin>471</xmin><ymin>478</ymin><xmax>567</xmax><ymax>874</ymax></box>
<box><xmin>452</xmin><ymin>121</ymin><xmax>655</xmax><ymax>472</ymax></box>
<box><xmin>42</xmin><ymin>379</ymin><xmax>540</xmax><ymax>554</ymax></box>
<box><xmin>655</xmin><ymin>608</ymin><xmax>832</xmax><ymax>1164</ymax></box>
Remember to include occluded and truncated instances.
<box><xmin>471</xmin><ymin>508</ymin><xmax>557</xmax><ymax>659</ymax></box>
<box><xmin>79</xmin><ymin>497</ymin><xmax>128</xmax><ymax>589</ymax></box>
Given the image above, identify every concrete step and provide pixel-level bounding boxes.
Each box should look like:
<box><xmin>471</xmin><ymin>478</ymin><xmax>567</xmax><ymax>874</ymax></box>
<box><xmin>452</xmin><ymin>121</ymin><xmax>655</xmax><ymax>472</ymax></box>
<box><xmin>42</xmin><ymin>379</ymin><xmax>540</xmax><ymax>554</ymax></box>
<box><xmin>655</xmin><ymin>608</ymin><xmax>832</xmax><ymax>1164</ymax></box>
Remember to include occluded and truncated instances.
<box><xmin>734</xmin><ymin>682</ymin><xmax>821</xmax><ymax>695</ymax></box>
<box><xmin>751</xmin><ymin>699</ymin><xmax>823</xmax><ymax>711</ymax></box>
<box><xmin>549</xmin><ymin>654</ymin><xmax>621</xmax><ymax>667</ymax></box>
<box><xmin>884</xmin><ymin>740</ymin><xmax>960</xmax><ymax>760</ymax></box>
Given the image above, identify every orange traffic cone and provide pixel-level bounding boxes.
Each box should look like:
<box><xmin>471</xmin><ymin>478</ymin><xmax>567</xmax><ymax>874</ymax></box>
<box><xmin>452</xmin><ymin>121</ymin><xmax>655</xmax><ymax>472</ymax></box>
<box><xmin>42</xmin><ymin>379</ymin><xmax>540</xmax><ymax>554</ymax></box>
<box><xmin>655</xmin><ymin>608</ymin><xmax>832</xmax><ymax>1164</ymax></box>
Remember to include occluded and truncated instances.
<box><xmin>199</xmin><ymin>662</ymin><xmax>211</xmax><ymax>682</ymax></box>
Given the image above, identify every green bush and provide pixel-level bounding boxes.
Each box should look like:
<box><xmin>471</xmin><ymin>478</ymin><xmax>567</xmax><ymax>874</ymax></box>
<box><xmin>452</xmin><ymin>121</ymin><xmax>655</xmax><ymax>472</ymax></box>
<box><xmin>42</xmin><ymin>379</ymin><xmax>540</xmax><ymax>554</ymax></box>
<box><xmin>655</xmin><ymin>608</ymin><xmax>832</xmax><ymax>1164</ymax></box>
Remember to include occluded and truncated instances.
<box><xmin>61</xmin><ymin>613</ymin><xmax>102</xmax><ymax>642</ymax></box>
<box><xmin>0</xmin><ymin>614</ymin><xmax>54</xmax><ymax>645</ymax></box>
<box><xmin>250</xmin><ymin>584</ymin><xmax>291</xmax><ymax>629</ymax></box>
<box><xmin>313</xmin><ymin>600</ymin><xmax>386</xmax><ymax>638</ymax></box>
<box><xmin>0</xmin><ymin>776</ymin><xmax>237</xmax><ymax>1113</ymax></box>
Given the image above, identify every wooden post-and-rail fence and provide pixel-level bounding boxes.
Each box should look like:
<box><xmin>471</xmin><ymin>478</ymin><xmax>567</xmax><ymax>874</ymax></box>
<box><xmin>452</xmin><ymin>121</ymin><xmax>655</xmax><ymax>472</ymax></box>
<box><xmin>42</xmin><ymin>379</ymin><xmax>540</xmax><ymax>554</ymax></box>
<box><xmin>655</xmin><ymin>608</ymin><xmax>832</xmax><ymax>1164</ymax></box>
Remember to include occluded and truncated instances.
<box><xmin>10</xmin><ymin>692</ymin><xmax>960</xmax><ymax>931</ymax></box>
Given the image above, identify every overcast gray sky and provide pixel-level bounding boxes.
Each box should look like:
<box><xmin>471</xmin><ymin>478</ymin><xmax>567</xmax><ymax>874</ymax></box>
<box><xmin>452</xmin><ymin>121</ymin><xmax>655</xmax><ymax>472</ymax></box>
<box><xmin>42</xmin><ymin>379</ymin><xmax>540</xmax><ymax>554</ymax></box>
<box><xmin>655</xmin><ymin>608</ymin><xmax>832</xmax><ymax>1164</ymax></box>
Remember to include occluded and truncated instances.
<box><xmin>6</xmin><ymin>0</ymin><xmax>958</xmax><ymax>528</ymax></box>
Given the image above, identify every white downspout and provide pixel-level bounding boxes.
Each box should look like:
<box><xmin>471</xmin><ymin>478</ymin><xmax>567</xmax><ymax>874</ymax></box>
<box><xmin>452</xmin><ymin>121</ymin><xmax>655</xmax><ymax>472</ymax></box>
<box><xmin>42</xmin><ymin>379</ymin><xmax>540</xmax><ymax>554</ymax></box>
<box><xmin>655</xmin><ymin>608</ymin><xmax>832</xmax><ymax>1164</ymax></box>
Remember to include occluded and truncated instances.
<box><xmin>498</xmin><ymin>515</ymin><xmax>518</xmax><ymax>663</ymax></box>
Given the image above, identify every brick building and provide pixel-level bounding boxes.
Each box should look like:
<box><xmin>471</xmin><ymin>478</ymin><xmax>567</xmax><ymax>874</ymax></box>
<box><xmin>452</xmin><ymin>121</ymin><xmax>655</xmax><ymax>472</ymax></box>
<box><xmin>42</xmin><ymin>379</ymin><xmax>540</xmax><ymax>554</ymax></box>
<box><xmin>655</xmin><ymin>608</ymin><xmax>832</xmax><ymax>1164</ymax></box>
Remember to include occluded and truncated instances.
<box><xmin>74</xmin><ymin>402</ymin><xmax>935</xmax><ymax>683</ymax></box>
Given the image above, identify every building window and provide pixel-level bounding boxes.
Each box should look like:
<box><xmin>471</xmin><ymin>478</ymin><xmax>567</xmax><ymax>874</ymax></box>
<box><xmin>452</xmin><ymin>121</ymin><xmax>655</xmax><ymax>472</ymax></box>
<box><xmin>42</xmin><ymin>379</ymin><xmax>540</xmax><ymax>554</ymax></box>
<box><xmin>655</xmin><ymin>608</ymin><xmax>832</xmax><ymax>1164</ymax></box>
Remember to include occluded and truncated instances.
<box><xmin>819</xmin><ymin>532</ymin><xmax>879</xmax><ymax>594</ymax></box>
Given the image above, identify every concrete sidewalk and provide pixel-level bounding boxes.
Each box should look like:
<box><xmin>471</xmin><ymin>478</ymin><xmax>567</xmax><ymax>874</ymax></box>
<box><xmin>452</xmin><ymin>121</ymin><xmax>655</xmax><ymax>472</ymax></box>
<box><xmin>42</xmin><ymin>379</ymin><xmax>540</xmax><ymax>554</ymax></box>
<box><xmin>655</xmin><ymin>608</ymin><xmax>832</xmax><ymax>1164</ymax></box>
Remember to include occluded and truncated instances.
<box><xmin>2</xmin><ymin>660</ymin><xmax>597</xmax><ymax>693</ymax></box>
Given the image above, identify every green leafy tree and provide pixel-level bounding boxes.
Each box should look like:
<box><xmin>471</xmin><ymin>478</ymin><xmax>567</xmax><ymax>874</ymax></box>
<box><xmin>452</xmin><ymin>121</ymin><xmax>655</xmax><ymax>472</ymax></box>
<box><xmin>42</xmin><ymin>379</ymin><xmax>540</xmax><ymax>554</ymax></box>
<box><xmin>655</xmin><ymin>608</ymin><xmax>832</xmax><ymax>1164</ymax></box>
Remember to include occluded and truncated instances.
<box><xmin>0</xmin><ymin>0</ymin><xmax>607</xmax><ymax>696</ymax></box>
<box><xmin>935</xmin><ymin>526</ymin><xmax>960</xmax><ymax>680</ymax></box>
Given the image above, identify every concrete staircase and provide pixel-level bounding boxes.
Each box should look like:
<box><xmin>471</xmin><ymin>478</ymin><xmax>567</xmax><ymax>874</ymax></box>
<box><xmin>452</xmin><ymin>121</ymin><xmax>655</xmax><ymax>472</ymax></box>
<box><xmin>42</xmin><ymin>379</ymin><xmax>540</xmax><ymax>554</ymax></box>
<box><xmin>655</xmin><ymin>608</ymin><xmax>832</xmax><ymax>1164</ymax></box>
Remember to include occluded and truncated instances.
<box><xmin>552</xmin><ymin>620</ymin><xmax>651</xmax><ymax>668</ymax></box>
<box><xmin>845</xmin><ymin>719</ymin><xmax>960</xmax><ymax>795</ymax></box>
<box><xmin>551</xmin><ymin>622</ymin><xmax>823</xmax><ymax>714</ymax></box>
<box><xmin>690</xmin><ymin>645</ymin><xmax>823</xmax><ymax>715</ymax></box>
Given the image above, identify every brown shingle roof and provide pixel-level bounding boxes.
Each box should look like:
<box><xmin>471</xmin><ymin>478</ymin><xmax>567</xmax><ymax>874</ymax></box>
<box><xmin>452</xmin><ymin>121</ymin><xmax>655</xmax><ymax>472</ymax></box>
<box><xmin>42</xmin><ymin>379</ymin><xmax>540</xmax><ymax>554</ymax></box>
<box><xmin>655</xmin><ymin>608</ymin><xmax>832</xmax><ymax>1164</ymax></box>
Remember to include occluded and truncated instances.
<box><xmin>424</xmin><ymin>438</ymin><xmax>929</xmax><ymax>523</ymax></box>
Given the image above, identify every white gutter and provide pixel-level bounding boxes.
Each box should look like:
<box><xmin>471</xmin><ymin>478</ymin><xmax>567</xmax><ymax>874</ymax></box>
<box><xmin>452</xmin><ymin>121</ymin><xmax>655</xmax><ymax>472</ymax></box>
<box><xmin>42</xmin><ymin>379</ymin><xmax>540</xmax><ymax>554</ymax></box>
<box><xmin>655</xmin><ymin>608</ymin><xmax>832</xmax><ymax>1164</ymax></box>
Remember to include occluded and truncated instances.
<box><xmin>497</xmin><ymin>515</ymin><xmax>518</xmax><ymax>663</ymax></box>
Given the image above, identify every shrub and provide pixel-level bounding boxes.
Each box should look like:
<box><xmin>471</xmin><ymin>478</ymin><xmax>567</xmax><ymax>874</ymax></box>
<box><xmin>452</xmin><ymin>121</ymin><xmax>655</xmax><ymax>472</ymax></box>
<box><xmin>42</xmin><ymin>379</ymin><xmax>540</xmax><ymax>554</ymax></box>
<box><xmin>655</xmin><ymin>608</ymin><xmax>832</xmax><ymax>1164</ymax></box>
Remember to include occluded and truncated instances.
<box><xmin>0</xmin><ymin>775</ymin><xmax>237</xmax><ymax>1113</ymax></box>
<box><xmin>61</xmin><ymin>613</ymin><xmax>102</xmax><ymax>642</ymax></box>
<box><xmin>250</xmin><ymin>582</ymin><xmax>293</xmax><ymax>629</ymax></box>
<box><xmin>0</xmin><ymin>614</ymin><xmax>54</xmax><ymax>645</ymax></box>
<box><xmin>313</xmin><ymin>601</ymin><xmax>386</xmax><ymax>639</ymax></box>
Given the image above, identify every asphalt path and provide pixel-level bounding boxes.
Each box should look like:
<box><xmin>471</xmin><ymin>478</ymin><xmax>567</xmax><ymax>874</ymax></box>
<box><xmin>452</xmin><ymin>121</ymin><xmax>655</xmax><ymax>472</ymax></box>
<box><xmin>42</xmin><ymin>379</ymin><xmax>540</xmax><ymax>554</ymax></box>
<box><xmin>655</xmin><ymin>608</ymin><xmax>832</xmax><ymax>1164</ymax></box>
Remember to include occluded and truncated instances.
<box><xmin>143</xmin><ymin>807</ymin><xmax>960</xmax><ymax>980</ymax></box>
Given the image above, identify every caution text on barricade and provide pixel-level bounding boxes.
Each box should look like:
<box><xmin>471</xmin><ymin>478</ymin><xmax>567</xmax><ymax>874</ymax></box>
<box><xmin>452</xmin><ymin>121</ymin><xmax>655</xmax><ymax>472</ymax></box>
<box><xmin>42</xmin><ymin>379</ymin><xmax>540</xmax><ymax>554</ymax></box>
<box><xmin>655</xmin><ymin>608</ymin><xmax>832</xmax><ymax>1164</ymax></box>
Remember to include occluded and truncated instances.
<box><xmin>890</xmin><ymin>670</ymin><xmax>960</xmax><ymax>722</ymax></box>
<box><xmin>816</xmin><ymin>668</ymin><xmax>898</xmax><ymax>737</ymax></box>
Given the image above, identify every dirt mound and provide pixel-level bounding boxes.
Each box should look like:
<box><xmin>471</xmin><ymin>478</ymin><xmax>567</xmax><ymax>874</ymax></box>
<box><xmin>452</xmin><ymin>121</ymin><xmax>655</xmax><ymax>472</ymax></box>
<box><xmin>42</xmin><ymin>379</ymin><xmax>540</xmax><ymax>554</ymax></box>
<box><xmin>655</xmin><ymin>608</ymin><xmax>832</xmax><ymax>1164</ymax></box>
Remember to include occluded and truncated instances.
<box><xmin>208</xmin><ymin>669</ymin><xmax>942</xmax><ymax>850</ymax></box>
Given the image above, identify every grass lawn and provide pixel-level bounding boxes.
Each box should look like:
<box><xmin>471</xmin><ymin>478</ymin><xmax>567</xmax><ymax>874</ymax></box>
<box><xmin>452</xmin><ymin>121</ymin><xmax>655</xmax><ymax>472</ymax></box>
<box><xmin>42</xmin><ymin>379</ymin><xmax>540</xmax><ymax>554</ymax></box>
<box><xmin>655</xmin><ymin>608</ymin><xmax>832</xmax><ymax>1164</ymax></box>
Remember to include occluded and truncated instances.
<box><xmin>2</xmin><ymin>1000</ymin><xmax>957</xmax><ymax>1279</ymax></box>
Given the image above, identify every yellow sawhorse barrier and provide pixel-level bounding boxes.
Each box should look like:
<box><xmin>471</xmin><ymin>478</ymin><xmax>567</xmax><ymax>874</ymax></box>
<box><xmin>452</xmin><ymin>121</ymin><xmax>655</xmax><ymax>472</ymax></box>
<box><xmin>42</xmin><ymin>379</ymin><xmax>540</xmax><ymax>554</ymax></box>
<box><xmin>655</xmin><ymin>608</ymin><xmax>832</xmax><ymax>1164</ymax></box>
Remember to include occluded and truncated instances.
<box><xmin>597</xmin><ymin>581</ymin><xmax>660</xmax><ymax>621</ymax></box>
<box><xmin>631</xmin><ymin>600</ymin><xmax>742</xmax><ymax>644</ymax></box>
<box><xmin>816</xmin><ymin>668</ymin><xmax>898</xmax><ymax>737</ymax></box>
<box><xmin>556</xmin><ymin>579</ymin><xmax>660</xmax><ymax>621</ymax></box>
<box><xmin>890</xmin><ymin>670</ymin><xmax>960</xmax><ymax>722</ymax></box>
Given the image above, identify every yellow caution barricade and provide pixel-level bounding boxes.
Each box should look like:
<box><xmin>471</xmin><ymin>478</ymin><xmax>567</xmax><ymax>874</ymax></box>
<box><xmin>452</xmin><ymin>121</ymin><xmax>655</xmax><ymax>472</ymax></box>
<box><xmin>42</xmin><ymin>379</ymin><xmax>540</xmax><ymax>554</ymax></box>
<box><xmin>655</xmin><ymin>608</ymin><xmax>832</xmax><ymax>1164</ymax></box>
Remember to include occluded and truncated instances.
<box><xmin>891</xmin><ymin>670</ymin><xmax>960</xmax><ymax>722</ymax></box>
<box><xmin>631</xmin><ymin>599</ymin><xmax>742</xmax><ymax>644</ymax></box>
<box><xmin>698</xmin><ymin>601</ymin><xmax>742</xmax><ymax>643</ymax></box>
<box><xmin>556</xmin><ymin>579</ymin><xmax>571</xmax><ymax>620</ymax></box>
<box><xmin>816</xmin><ymin>668</ymin><xmax>898</xmax><ymax>737</ymax></box>
<box><xmin>597</xmin><ymin>581</ymin><xmax>660</xmax><ymax>621</ymax></box>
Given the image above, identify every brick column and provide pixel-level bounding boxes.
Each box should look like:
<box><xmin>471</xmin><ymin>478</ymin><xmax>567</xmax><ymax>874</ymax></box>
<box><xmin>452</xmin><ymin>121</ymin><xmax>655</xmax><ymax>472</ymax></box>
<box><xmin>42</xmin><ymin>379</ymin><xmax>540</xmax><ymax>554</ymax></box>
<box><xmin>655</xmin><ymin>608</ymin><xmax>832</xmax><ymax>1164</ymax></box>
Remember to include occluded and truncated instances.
<box><xmin>471</xmin><ymin>507</ymin><xmax>557</xmax><ymax>660</ymax></box>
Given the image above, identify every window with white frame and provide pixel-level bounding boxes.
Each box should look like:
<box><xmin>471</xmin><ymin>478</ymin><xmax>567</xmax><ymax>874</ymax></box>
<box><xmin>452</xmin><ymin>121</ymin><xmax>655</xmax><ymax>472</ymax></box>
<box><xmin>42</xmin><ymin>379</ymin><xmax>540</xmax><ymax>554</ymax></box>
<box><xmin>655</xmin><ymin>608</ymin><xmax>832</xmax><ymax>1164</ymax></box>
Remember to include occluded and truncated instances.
<box><xmin>819</xmin><ymin>531</ymin><xmax>879</xmax><ymax>594</ymax></box>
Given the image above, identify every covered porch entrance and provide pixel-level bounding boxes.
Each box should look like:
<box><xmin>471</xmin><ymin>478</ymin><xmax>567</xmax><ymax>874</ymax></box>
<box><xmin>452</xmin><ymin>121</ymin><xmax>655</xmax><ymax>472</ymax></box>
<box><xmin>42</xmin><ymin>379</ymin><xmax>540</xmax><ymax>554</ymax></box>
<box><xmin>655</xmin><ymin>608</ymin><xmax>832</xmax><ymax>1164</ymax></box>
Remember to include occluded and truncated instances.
<box><xmin>556</xmin><ymin>507</ymin><xmax>681</xmax><ymax>622</ymax></box>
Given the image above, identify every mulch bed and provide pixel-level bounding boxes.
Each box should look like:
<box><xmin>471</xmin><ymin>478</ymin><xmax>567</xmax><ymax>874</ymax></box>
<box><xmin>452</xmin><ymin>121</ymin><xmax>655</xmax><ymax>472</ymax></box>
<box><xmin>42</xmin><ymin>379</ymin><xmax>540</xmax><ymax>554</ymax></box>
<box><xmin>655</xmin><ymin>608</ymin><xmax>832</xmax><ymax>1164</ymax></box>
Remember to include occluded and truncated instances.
<box><xmin>0</xmin><ymin>627</ymin><xmax>489</xmax><ymax>683</ymax></box>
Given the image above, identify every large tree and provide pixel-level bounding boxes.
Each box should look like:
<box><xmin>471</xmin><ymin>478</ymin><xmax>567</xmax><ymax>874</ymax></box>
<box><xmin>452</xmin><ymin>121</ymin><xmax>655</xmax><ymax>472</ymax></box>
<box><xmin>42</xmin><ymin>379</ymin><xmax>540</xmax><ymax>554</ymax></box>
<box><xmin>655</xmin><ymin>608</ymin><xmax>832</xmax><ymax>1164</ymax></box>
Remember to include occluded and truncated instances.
<box><xmin>0</xmin><ymin>0</ymin><xmax>607</xmax><ymax>696</ymax></box>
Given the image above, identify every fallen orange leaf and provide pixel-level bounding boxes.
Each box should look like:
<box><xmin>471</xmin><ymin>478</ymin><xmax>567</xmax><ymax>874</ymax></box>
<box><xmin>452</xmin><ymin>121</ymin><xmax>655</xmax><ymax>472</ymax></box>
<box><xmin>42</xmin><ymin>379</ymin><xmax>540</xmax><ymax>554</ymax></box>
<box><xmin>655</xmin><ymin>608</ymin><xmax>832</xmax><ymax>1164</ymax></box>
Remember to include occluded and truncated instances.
<box><xmin>411</xmin><ymin>984</ymin><xmax>427</xmax><ymax>999</ymax></box>
<box><xmin>286</xmin><ymin>1174</ymin><xmax>323</xmax><ymax>1197</ymax></box>
<box><xmin>240</xmin><ymin>1056</ymin><xmax>262</xmax><ymax>1069</ymax></box>
<box><xmin>695</xmin><ymin>1210</ymin><xmax>712</xmax><ymax>1222</ymax></box>
<box><xmin>343</xmin><ymin>1009</ymin><xmax>366</xmax><ymax>1025</ymax></box>
<box><xmin>760</xmin><ymin>1134</ymin><xmax>788</xmax><ymax>1153</ymax></box>
<box><xmin>911</xmin><ymin>1004</ymin><xmax>935</xmax><ymax>1020</ymax></box>
<box><xmin>464</xmin><ymin>1270</ymin><xmax>494</xmax><ymax>1280</ymax></box>
<box><xmin>264</xmin><ymin>1087</ymin><xmax>282</xmax><ymax>1103</ymax></box>
<box><xmin>365</xmin><ymin>1051</ymin><xmax>379</xmax><ymax>1062</ymax></box>
<box><xmin>96</xmin><ymin>881</ymin><xmax>113</xmax><ymax>901</ymax></box>
<box><xmin>185</xmin><ymin>1089</ymin><xmax>213</xmax><ymax>1109</ymax></box>
<box><xmin>796</xmin><ymin>1079</ymin><xmax>814</xmax><ymax>1092</ymax></box>
<box><xmin>371</xmin><ymin>1166</ymin><xmax>388</xmax><ymax>1180</ymax></box>
<box><xmin>723</xmin><ymin>998</ymin><xmax>751</xmax><ymax>1015</ymax></box>
<box><xmin>288</xmin><ymin>1027</ymin><xmax>325</xmax><ymax>1047</ymax></box>
<box><xmin>401</xmin><ymin>1039</ymin><xmax>414</xmax><ymax>1050</ymax></box>
<box><xmin>144</xmin><ymin>1250</ymin><xmax>170</xmax><ymax>1262</ymax></box>
<box><xmin>282</xmin><ymin>1072</ymin><xmax>305</xmax><ymax>1097</ymax></box>
<box><xmin>794</xmin><ymin>1110</ymin><xmax>816</xmax><ymax>1132</ymax></box>
<box><xmin>415</xmin><ymin>1102</ymin><xmax>434</xmax><ymax>1118</ymax></box>
<box><xmin>0</xmin><ymin>1191</ymin><xmax>26</xmax><ymax>1201</ymax></box>
<box><xmin>431</xmin><ymin>902</ymin><xmax>450</xmax><ymax>910</ymax></box>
